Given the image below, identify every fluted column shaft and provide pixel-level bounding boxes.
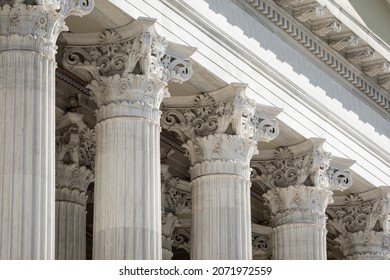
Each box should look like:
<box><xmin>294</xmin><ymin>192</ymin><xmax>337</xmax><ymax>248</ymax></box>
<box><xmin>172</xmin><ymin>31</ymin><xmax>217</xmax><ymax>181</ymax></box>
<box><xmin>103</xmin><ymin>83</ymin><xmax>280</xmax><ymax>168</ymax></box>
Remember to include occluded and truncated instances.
<box><xmin>54</xmin><ymin>161</ymin><xmax>93</xmax><ymax>260</ymax></box>
<box><xmin>186</xmin><ymin>134</ymin><xmax>256</xmax><ymax>260</ymax></box>
<box><xmin>264</xmin><ymin>185</ymin><xmax>332</xmax><ymax>260</ymax></box>
<box><xmin>55</xmin><ymin>188</ymin><xmax>87</xmax><ymax>260</ymax></box>
<box><xmin>0</xmin><ymin>1</ymin><xmax>93</xmax><ymax>260</ymax></box>
<box><xmin>92</xmin><ymin>75</ymin><xmax>164</xmax><ymax>259</ymax></box>
<box><xmin>0</xmin><ymin>47</ymin><xmax>55</xmax><ymax>259</ymax></box>
<box><xmin>192</xmin><ymin>174</ymin><xmax>252</xmax><ymax>259</ymax></box>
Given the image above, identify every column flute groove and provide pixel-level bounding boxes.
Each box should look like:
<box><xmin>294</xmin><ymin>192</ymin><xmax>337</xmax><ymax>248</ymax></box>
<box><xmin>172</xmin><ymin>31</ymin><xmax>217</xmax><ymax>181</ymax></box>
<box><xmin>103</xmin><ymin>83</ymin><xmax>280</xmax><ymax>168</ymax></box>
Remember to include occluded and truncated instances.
<box><xmin>162</xmin><ymin>84</ymin><xmax>280</xmax><ymax>259</ymax></box>
<box><xmin>61</xmin><ymin>20</ymin><xmax>194</xmax><ymax>259</ymax></box>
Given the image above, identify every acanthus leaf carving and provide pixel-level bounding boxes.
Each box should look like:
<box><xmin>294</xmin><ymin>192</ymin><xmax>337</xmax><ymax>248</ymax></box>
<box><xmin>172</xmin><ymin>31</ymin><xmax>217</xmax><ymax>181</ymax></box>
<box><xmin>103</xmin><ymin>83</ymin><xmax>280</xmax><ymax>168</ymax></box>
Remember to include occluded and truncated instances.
<box><xmin>161</xmin><ymin>84</ymin><xmax>280</xmax><ymax>143</ymax></box>
<box><xmin>327</xmin><ymin>191</ymin><xmax>390</xmax><ymax>259</ymax></box>
<box><xmin>251</xmin><ymin>139</ymin><xmax>353</xmax><ymax>192</ymax></box>
<box><xmin>62</xmin><ymin>23</ymin><xmax>193</xmax><ymax>115</ymax></box>
<box><xmin>0</xmin><ymin>1</ymin><xmax>94</xmax><ymax>56</ymax></box>
<box><xmin>164</xmin><ymin>176</ymin><xmax>192</xmax><ymax>216</ymax></box>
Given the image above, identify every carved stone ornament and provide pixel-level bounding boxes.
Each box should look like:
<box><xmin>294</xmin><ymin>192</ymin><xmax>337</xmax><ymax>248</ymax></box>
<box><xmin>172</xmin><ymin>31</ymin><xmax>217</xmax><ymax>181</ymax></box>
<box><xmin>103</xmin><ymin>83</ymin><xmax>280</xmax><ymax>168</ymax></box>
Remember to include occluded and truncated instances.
<box><xmin>171</xmin><ymin>229</ymin><xmax>191</xmax><ymax>255</ymax></box>
<box><xmin>162</xmin><ymin>212</ymin><xmax>180</xmax><ymax>239</ymax></box>
<box><xmin>263</xmin><ymin>185</ymin><xmax>333</xmax><ymax>227</ymax></box>
<box><xmin>161</xmin><ymin>83</ymin><xmax>280</xmax><ymax>143</ymax></box>
<box><xmin>251</xmin><ymin>138</ymin><xmax>353</xmax><ymax>192</ymax></box>
<box><xmin>56</xmin><ymin>112</ymin><xmax>95</xmax><ymax>171</ymax></box>
<box><xmin>274</xmin><ymin>0</ymin><xmax>306</xmax><ymax>8</ymax></box>
<box><xmin>312</xmin><ymin>19</ymin><xmax>341</xmax><ymax>37</ymax></box>
<box><xmin>0</xmin><ymin>0</ymin><xmax>94</xmax><ymax>57</ymax></box>
<box><xmin>327</xmin><ymin>188</ymin><xmax>390</xmax><ymax>259</ymax></box>
<box><xmin>164</xmin><ymin>176</ymin><xmax>192</xmax><ymax>216</ymax></box>
<box><xmin>62</xmin><ymin>19</ymin><xmax>194</xmax><ymax>120</ymax></box>
<box><xmin>252</xmin><ymin>234</ymin><xmax>271</xmax><ymax>259</ymax></box>
<box><xmin>329</xmin><ymin>34</ymin><xmax>358</xmax><ymax>51</ymax></box>
<box><xmin>293</xmin><ymin>3</ymin><xmax>323</xmax><ymax>22</ymax></box>
<box><xmin>55</xmin><ymin>163</ymin><xmax>94</xmax><ymax>206</ymax></box>
<box><xmin>362</xmin><ymin>61</ymin><xmax>390</xmax><ymax>77</ymax></box>
<box><xmin>346</xmin><ymin>47</ymin><xmax>374</xmax><ymax>64</ymax></box>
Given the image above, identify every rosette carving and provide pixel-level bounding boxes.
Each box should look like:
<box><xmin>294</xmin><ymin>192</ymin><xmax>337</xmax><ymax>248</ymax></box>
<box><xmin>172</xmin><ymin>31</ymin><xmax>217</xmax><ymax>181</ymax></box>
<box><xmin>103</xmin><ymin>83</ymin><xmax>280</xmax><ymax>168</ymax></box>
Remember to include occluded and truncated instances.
<box><xmin>263</xmin><ymin>185</ymin><xmax>332</xmax><ymax>220</ymax></box>
<box><xmin>252</xmin><ymin>234</ymin><xmax>271</xmax><ymax>259</ymax></box>
<box><xmin>327</xmin><ymin>188</ymin><xmax>390</xmax><ymax>259</ymax></box>
<box><xmin>62</xmin><ymin>21</ymin><xmax>194</xmax><ymax>112</ymax></box>
<box><xmin>161</xmin><ymin>83</ymin><xmax>280</xmax><ymax>143</ymax></box>
<box><xmin>328</xmin><ymin>193</ymin><xmax>390</xmax><ymax>235</ymax></box>
<box><xmin>0</xmin><ymin>1</ymin><xmax>94</xmax><ymax>56</ymax></box>
<box><xmin>186</xmin><ymin>134</ymin><xmax>257</xmax><ymax>165</ymax></box>
<box><xmin>251</xmin><ymin>138</ymin><xmax>353</xmax><ymax>192</ymax></box>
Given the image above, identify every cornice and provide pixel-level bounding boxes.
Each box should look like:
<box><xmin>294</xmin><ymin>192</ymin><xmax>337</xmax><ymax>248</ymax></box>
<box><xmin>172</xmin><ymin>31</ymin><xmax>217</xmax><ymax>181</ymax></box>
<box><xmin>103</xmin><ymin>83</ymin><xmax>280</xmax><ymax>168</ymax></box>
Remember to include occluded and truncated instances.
<box><xmin>56</xmin><ymin>67</ymin><xmax>90</xmax><ymax>95</ymax></box>
<box><xmin>244</xmin><ymin>0</ymin><xmax>390</xmax><ymax>117</ymax></box>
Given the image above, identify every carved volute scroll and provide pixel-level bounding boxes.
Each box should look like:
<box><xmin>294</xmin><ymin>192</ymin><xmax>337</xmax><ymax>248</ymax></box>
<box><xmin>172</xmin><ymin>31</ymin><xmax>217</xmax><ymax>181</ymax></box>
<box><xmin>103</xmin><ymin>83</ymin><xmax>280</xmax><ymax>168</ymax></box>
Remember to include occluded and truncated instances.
<box><xmin>252</xmin><ymin>224</ymin><xmax>272</xmax><ymax>260</ymax></box>
<box><xmin>55</xmin><ymin>112</ymin><xmax>95</xmax><ymax>194</ymax></box>
<box><xmin>327</xmin><ymin>187</ymin><xmax>390</xmax><ymax>259</ymax></box>
<box><xmin>61</xmin><ymin>19</ymin><xmax>195</xmax><ymax>123</ymax></box>
<box><xmin>161</xmin><ymin>83</ymin><xmax>280</xmax><ymax>144</ymax></box>
<box><xmin>0</xmin><ymin>0</ymin><xmax>94</xmax><ymax>57</ymax></box>
<box><xmin>251</xmin><ymin>138</ymin><xmax>353</xmax><ymax>193</ymax></box>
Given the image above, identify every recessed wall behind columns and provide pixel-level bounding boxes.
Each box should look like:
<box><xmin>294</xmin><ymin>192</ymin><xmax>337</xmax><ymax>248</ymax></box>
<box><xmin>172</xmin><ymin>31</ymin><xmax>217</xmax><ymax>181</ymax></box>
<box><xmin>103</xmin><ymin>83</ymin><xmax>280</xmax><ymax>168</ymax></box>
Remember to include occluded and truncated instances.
<box><xmin>106</xmin><ymin>0</ymin><xmax>390</xmax><ymax>186</ymax></box>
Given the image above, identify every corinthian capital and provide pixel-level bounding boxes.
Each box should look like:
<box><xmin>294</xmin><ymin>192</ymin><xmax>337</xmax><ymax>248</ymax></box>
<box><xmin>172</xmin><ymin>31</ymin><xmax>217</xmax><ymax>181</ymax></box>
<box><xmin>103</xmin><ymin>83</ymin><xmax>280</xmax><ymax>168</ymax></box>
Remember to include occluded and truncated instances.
<box><xmin>161</xmin><ymin>83</ymin><xmax>281</xmax><ymax>143</ymax></box>
<box><xmin>61</xmin><ymin>19</ymin><xmax>195</xmax><ymax>111</ymax></box>
<box><xmin>327</xmin><ymin>187</ymin><xmax>390</xmax><ymax>259</ymax></box>
<box><xmin>251</xmin><ymin>138</ymin><xmax>353</xmax><ymax>192</ymax></box>
<box><xmin>0</xmin><ymin>0</ymin><xmax>94</xmax><ymax>55</ymax></box>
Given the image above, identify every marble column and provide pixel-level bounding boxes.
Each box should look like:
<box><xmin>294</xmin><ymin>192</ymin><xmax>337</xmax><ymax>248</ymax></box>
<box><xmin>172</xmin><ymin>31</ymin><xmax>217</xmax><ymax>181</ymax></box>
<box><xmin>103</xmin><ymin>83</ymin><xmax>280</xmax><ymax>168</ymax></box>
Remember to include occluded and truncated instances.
<box><xmin>264</xmin><ymin>185</ymin><xmax>332</xmax><ymax>259</ymax></box>
<box><xmin>62</xmin><ymin>20</ymin><xmax>194</xmax><ymax>259</ymax></box>
<box><xmin>327</xmin><ymin>187</ymin><xmax>390</xmax><ymax>260</ymax></box>
<box><xmin>162</xmin><ymin>84</ymin><xmax>280</xmax><ymax>259</ymax></box>
<box><xmin>55</xmin><ymin>112</ymin><xmax>95</xmax><ymax>259</ymax></box>
<box><xmin>0</xmin><ymin>1</ymin><xmax>93</xmax><ymax>259</ymax></box>
<box><xmin>252</xmin><ymin>139</ymin><xmax>353</xmax><ymax>259</ymax></box>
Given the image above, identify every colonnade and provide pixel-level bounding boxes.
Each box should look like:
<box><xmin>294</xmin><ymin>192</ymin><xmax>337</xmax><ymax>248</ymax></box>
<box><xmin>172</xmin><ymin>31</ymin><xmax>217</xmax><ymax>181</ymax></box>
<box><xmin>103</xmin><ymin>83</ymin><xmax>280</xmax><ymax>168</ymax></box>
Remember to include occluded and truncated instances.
<box><xmin>0</xmin><ymin>1</ymin><xmax>388</xmax><ymax>260</ymax></box>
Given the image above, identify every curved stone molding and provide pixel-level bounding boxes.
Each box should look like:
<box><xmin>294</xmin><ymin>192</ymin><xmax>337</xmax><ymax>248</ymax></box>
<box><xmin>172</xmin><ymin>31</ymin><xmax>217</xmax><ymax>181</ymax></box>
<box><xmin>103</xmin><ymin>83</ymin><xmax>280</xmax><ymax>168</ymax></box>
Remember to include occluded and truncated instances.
<box><xmin>327</xmin><ymin>187</ymin><xmax>390</xmax><ymax>259</ymax></box>
<box><xmin>251</xmin><ymin>138</ymin><xmax>354</xmax><ymax>193</ymax></box>
<box><xmin>161</xmin><ymin>83</ymin><xmax>280</xmax><ymax>143</ymax></box>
